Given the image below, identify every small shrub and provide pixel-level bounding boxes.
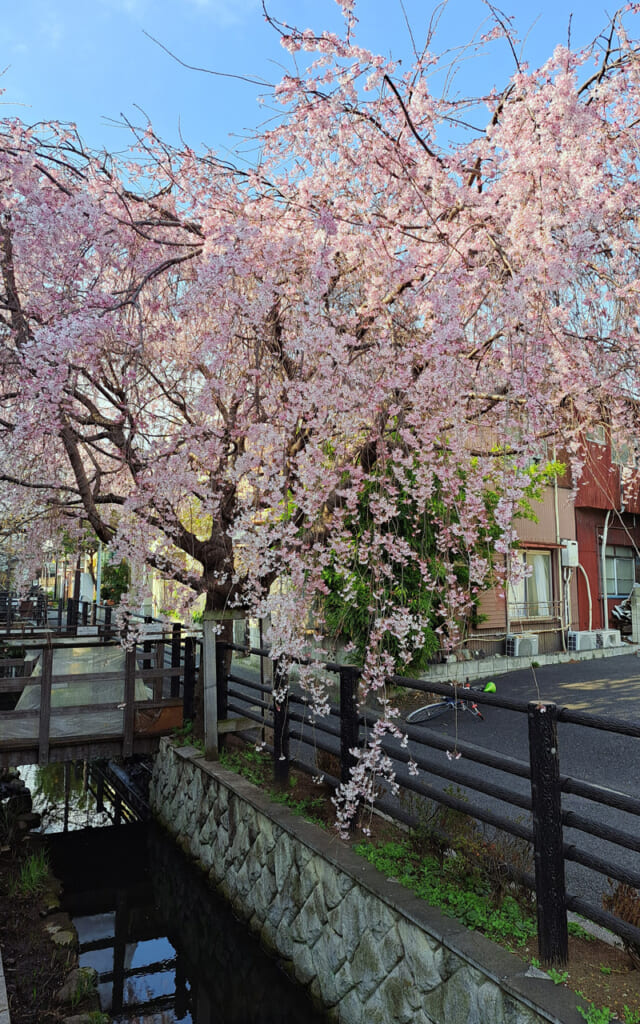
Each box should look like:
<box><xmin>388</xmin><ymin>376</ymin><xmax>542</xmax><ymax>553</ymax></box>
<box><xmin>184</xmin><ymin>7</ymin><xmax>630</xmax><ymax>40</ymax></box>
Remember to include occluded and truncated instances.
<box><xmin>70</xmin><ymin>968</ymin><xmax>98</xmax><ymax>1008</ymax></box>
<box><xmin>353</xmin><ymin>837</ymin><xmax>536</xmax><ymax>948</ymax></box>
<box><xmin>568</xmin><ymin>921</ymin><xmax>596</xmax><ymax>941</ymax></box>
<box><xmin>408</xmin><ymin>786</ymin><xmax>478</xmax><ymax>867</ymax></box>
<box><xmin>547</xmin><ymin>967</ymin><xmax>569</xmax><ymax>985</ymax></box>
<box><xmin>602</xmin><ymin>881</ymin><xmax>640</xmax><ymax>969</ymax></box>
<box><xmin>171</xmin><ymin>720</ymin><xmax>204</xmax><ymax>753</ymax></box>
<box><xmin>9</xmin><ymin>849</ymin><xmax>49</xmax><ymax>897</ymax></box>
<box><xmin>576</xmin><ymin>1003</ymin><xmax>616</xmax><ymax>1024</ymax></box>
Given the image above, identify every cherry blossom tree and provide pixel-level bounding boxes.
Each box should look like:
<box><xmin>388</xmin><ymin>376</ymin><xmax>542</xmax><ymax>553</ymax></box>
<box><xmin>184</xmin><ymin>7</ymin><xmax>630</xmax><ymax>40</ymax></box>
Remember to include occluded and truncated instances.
<box><xmin>2</xmin><ymin>3</ymin><xmax>640</xmax><ymax>799</ymax></box>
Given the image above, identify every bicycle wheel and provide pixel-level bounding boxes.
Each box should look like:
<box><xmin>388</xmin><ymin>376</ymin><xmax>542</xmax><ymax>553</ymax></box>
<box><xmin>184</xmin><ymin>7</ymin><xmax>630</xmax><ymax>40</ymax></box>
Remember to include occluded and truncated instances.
<box><xmin>405</xmin><ymin>701</ymin><xmax>451</xmax><ymax>724</ymax></box>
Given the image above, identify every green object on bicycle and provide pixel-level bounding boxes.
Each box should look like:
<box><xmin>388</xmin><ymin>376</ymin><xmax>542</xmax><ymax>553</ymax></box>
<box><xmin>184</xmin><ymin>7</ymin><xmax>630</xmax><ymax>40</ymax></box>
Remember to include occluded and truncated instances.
<box><xmin>483</xmin><ymin>681</ymin><xmax>496</xmax><ymax>693</ymax></box>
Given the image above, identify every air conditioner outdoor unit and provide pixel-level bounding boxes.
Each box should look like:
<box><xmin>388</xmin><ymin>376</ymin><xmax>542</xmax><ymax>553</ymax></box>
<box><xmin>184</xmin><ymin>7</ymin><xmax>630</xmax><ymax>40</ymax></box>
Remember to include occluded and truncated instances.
<box><xmin>567</xmin><ymin>630</ymin><xmax>596</xmax><ymax>652</ymax></box>
<box><xmin>594</xmin><ymin>629</ymin><xmax>621</xmax><ymax>649</ymax></box>
<box><xmin>506</xmin><ymin>633</ymin><xmax>539</xmax><ymax>658</ymax></box>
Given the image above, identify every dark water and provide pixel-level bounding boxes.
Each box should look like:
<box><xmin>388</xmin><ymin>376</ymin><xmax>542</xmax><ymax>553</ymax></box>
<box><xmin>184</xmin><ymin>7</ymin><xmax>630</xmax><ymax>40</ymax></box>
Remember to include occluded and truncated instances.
<box><xmin>46</xmin><ymin>822</ymin><xmax>328</xmax><ymax>1023</ymax></box>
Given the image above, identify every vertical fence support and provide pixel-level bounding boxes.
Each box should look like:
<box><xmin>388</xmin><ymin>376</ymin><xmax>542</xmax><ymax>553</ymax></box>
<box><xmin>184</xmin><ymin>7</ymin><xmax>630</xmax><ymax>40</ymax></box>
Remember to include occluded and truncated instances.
<box><xmin>122</xmin><ymin>647</ymin><xmax>136</xmax><ymax>759</ymax></box>
<box><xmin>528</xmin><ymin>700</ymin><xmax>569</xmax><ymax>966</ymax></box>
<box><xmin>183</xmin><ymin>637</ymin><xmax>196</xmax><ymax>723</ymax></box>
<box><xmin>104</xmin><ymin>605</ymin><xmax>112</xmax><ymax>640</ymax></box>
<box><xmin>216</xmin><ymin>638</ymin><xmax>228</xmax><ymax>747</ymax></box>
<box><xmin>38</xmin><ymin>645</ymin><xmax>53</xmax><ymax>765</ymax></box>
<box><xmin>273</xmin><ymin>658</ymin><xmax>290</xmax><ymax>789</ymax></box>
<box><xmin>70</xmin><ymin>566</ymin><xmax>81</xmax><ymax>635</ymax></box>
<box><xmin>143</xmin><ymin>615</ymin><xmax>152</xmax><ymax>671</ymax></box>
<box><xmin>202</xmin><ymin>614</ymin><xmax>219</xmax><ymax>761</ymax></box>
<box><xmin>339</xmin><ymin>666</ymin><xmax>360</xmax><ymax>785</ymax></box>
<box><xmin>171</xmin><ymin>623</ymin><xmax>182</xmax><ymax>698</ymax></box>
<box><xmin>57</xmin><ymin>597</ymin><xmax>63</xmax><ymax>631</ymax></box>
<box><xmin>66</xmin><ymin>597</ymin><xmax>76</xmax><ymax>634</ymax></box>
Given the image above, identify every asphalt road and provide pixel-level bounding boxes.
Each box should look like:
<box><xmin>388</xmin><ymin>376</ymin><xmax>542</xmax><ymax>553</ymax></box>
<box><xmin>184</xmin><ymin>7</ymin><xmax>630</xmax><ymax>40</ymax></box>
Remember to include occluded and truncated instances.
<box><xmin>230</xmin><ymin>650</ymin><xmax>640</xmax><ymax>929</ymax></box>
<box><xmin>392</xmin><ymin>654</ymin><xmax>640</xmax><ymax>919</ymax></box>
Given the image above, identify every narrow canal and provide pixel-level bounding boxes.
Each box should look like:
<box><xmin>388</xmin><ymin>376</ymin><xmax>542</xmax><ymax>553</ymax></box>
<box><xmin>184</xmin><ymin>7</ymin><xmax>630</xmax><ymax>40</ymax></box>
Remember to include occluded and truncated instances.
<box><xmin>25</xmin><ymin>764</ymin><xmax>329</xmax><ymax>1023</ymax></box>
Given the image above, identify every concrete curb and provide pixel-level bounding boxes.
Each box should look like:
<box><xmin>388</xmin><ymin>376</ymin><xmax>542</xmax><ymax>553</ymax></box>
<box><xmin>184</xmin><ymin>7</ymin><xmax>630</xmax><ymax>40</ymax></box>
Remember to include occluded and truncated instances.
<box><xmin>417</xmin><ymin>641</ymin><xmax>638</xmax><ymax>685</ymax></box>
<box><xmin>0</xmin><ymin>948</ymin><xmax>10</xmax><ymax>1024</ymax></box>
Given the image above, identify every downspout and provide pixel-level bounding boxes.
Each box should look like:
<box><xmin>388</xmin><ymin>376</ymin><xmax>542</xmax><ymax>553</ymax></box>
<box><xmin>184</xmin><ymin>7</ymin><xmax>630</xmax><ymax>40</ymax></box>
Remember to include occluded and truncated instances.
<box><xmin>505</xmin><ymin>548</ymin><xmax>511</xmax><ymax>643</ymax></box>
<box><xmin>553</xmin><ymin>452</ymin><xmax>566</xmax><ymax>651</ymax></box>
<box><xmin>95</xmin><ymin>541</ymin><xmax>103</xmax><ymax>607</ymax></box>
<box><xmin>575</xmin><ymin>563</ymin><xmax>593</xmax><ymax>632</ymax></box>
<box><xmin>601</xmin><ymin>510</ymin><xmax>612</xmax><ymax>630</ymax></box>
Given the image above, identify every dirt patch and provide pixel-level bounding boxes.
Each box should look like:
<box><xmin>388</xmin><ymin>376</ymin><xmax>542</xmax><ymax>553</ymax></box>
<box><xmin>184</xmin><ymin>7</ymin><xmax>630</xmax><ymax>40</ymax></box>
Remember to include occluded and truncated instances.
<box><xmin>0</xmin><ymin>840</ymin><xmax>73</xmax><ymax>1023</ymax></box>
<box><xmin>0</xmin><ymin>838</ymin><xmax>104</xmax><ymax>1024</ymax></box>
<box><xmin>556</xmin><ymin>935</ymin><xmax>640</xmax><ymax>1020</ymax></box>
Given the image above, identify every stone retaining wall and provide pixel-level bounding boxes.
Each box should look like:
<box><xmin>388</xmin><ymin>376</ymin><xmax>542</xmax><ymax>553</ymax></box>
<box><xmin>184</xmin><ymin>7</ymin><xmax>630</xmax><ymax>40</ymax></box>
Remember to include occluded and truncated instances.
<box><xmin>150</xmin><ymin>739</ymin><xmax>582</xmax><ymax>1024</ymax></box>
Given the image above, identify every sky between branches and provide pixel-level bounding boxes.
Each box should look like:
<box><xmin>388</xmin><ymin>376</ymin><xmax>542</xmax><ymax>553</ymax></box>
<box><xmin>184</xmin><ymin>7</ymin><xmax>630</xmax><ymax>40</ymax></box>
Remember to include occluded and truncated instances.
<box><xmin>2</xmin><ymin>0</ymin><xmax>637</xmax><ymax>157</ymax></box>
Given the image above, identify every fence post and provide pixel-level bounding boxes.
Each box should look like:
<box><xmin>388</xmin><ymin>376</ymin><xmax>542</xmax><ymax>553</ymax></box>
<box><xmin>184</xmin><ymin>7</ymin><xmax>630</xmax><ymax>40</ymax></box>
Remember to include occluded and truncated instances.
<box><xmin>273</xmin><ymin>659</ymin><xmax>290</xmax><ymax>789</ymax></box>
<box><xmin>183</xmin><ymin>637</ymin><xmax>196</xmax><ymax>722</ymax></box>
<box><xmin>528</xmin><ymin>700</ymin><xmax>569</xmax><ymax>966</ymax></box>
<box><xmin>339</xmin><ymin>666</ymin><xmax>360</xmax><ymax>785</ymax></box>
<box><xmin>202</xmin><ymin>614</ymin><xmax>219</xmax><ymax>760</ymax></box>
<box><xmin>38</xmin><ymin>645</ymin><xmax>53</xmax><ymax>765</ymax></box>
<box><xmin>70</xmin><ymin>566</ymin><xmax>81</xmax><ymax>635</ymax></box>
<box><xmin>122</xmin><ymin>647</ymin><xmax>136</xmax><ymax>759</ymax></box>
<box><xmin>171</xmin><ymin>623</ymin><xmax>182</xmax><ymax>698</ymax></box>
<box><xmin>216</xmin><ymin>638</ymin><xmax>228</xmax><ymax>737</ymax></box>
<box><xmin>143</xmin><ymin>615</ymin><xmax>152</xmax><ymax>671</ymax></box>
<box><xmin>104</xmin><ymin>605</ymin><xmax>112</xmax><ymax>640</ymax></box>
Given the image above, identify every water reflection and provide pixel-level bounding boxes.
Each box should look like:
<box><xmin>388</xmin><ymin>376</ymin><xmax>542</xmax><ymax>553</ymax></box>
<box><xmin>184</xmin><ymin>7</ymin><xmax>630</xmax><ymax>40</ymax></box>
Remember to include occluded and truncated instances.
<box><xmin>47</xmin><ymin>822</ymin><xmax>328</xmax><ymax>1024</ymax></box>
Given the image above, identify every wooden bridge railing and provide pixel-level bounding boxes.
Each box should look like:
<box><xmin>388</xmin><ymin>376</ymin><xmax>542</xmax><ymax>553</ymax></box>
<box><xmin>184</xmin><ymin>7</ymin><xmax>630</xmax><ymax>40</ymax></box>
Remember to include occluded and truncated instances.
<box><xmin>0</xmin><ymin>632</ymin><xmax>198</xmax><ymax>768</ymax></box>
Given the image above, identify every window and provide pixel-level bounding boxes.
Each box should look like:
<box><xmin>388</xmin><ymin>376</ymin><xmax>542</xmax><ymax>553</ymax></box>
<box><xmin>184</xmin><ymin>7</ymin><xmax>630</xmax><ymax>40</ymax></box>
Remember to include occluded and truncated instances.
<box><xmin>508</xmin><ymin>550</ymin><xmax>553</xmax><ymax>618</ymax></box>
<box><xmin>605</xmin><ymin>545</ymin><xmax>639</xmax><ymax>597</ymax></box>
<box><xmin>586</xmin><ymin>424</ymin><xmax>606</xmax><ymax>445</ymax></box>
<box><xmin>611</xmin><ymin>440</ymin><xmax>636</xmax><ymax>468</ymax></box>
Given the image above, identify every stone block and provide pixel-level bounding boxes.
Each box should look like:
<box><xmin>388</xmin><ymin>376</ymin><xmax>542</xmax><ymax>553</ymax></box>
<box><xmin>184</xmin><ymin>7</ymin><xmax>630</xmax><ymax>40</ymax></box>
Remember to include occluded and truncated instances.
<box><xmin>397</xmin><ymin>917</ymin><xmax>445</xmax><ymax>993</ymax></box>
<box><xmin>332</xmin><ymin>960</ymin><xmax>356</xmax><ymax>1002</ymax></box>
<box><xmin>250</xmin><ymin>864</ymin><xmax>276</xmax><ymax>921</ymax></box>
<box><xmin>331</xmin><ymin>888</ymin><xmax>371</xmax><ymax>959</ymax></box>
<box><xmin>274</xmin><ymin>914</ymin><xmax>295</xmax><ymax>959</ymax></box>
<box><xmin>442</xmin><ymin>968</ymin><xmax>477</xmax><ymax>1023</ymax></box>
<box><xmin>350</xmin><ymin>929</ymin><xmax>387</xmax><ymax>1002</ymax></box>
<box><xmin>380</xmin><ymin>960</ymin><xmax>428</xmax><ymax>1020</ymax></box>
<box><xmin>291</xmin><ymin>939</ymin><xmax>318</xmax><ymax>985</ymax></box>
<box><xmin>300</xmin><ymin>856</ymin><xmax>324</xmax><ymax>902</ymax></box>
<box><xmin>377</xmin><ymin>924</ymin><xmax>403</xmax><ymax>973</ymax></box>
<box><xmin>336</xmin><ymin>985</ymin><xmax>365</xmax><ymax>1024</ymax></box>
<box><xmin>476</xmin><ymin>980</ymin><xmax>506</xmax><ymax>1024</ymax></box>
<box><xmin>316</xmin><ymin>860</ymin><xmax>352</xmax><ymax>909</ymax></box>
<box><xmin>311</xmin><ymin>927</ymin><xmax>347</xmax><ymax>976</ymax></box>
<box><xmin>289</xmin><ymin>885</ymin><xmax>327</xmax><ymax>946</ymax></box>
<box><xmin>274</xmin><ymin>836</ymin><xmax>296</xmax><ymax>890</ymax></box>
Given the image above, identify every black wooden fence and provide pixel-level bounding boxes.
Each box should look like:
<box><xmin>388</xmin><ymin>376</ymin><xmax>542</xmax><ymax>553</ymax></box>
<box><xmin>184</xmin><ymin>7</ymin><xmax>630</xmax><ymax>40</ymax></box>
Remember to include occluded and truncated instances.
<box><xmin>220</xmin><ymin>641</ymin><xmax>640</xmax><ymax>968</ymax></box>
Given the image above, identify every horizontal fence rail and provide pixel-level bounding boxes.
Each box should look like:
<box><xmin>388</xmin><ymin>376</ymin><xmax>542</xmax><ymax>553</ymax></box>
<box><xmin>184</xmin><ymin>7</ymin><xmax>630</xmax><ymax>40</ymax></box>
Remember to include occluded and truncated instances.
<box><xmin>219</xmin><ymin>640</ymin><xmax>640</xmax><ymax>968</ymax></box>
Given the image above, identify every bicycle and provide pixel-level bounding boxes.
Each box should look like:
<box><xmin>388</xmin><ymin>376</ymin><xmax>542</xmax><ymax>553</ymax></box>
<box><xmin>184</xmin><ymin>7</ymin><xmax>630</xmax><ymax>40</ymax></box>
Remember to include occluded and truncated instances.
<box><xmin>405</xmin><ymin>680</ymin><xmax>496</xmax><ymax>724</ymax></box>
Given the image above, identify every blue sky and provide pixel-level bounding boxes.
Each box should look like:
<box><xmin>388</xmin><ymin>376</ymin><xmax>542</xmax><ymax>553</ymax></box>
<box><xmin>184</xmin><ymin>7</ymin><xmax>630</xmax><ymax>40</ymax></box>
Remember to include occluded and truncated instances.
<box><xmin>1</xmin><ymin>0</ymin><xmax>637</xmax><ymax>158</ymax></box>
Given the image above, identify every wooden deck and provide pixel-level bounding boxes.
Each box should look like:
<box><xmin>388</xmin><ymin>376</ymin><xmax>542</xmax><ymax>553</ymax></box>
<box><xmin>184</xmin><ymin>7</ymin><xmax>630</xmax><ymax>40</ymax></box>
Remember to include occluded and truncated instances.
<box><xmin>0</xmin><ymin>633</ymin><xmax>193</xmax><ymax>768</ymax></box>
